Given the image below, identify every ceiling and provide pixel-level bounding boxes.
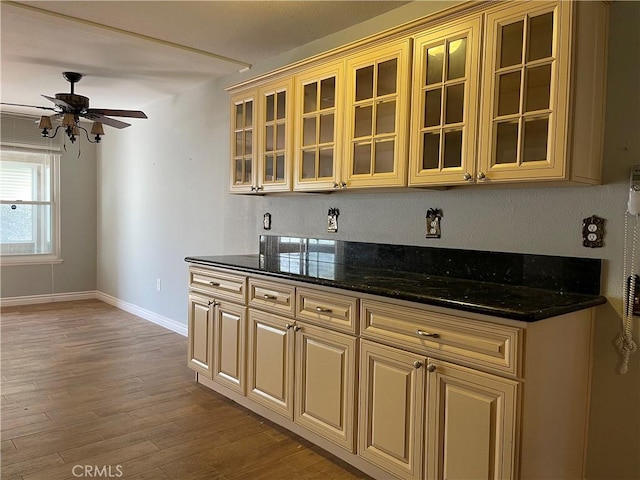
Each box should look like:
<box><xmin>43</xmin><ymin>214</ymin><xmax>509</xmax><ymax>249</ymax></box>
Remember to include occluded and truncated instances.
<box><xmin>1</xmin><ymin>1</ymin><xmax>408</xmax><ymax>117</ymax></box>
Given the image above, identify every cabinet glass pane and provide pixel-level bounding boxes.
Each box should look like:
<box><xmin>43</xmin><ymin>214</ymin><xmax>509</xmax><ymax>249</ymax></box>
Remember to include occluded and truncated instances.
<box><xmin>246</xmin><ymin>101</ymin><xmax>253</xmax><ymax>127</ymax></box>
<box><xmin>422</xmin><ymin>132</ymin><xmax>440</xmax><ymax>170</ymax></box>
<box><xmin>497</xmin><ymin>71</ymin><xmax>521</xmax><ymax>116</ymax></box>
<box><xmin>500</xmin><ymin>21</ymin><xmax>524</xmax><ymax>68</ymax></box>
<box><xmin>445</xmin><ymin>84</ymin><xmax>464</xmax><ymax>124</ymax></box>
<box><xmin>276</xmin><ymin>154</ymin><xmax>285</xmax><ymax>180</ymax></box>
<box><xmin>525</xmin><ymin>64</ymin><xmax>551</xmax><ymax>112</ymax></box>
<box><xmin>426</xmin><ymin>45</ymin><xmax>444</xmax><ymax>85</ymax></box>
<box><xmin>425</xmin><ymin>89</ymin><xmax>442</xmax><ymax>127</ymax></box>
<box><xmin>319</xmin><ymin>148</ymin><xmax>333</xmax><ymax>177</ymax></box>
<box><xmin>354</xmin><ymin>105</ymin><xmax>373</xmax><ymax>138</ymax></box>
<box><xmin>235</xmin><ymin>132</ymin><xmax>243</xmax><ymax>156</ymax></box>
<box><xmin>303</xmin><ymin>117</ymin><xmax>316</xmax><ymax>146</ymax></box>
<box><xmin>276</xmin><ymin>92</ymin><xmax>286</xmax><ymax>120</ymax></box>
<box><xmin>376</xmin><ymin>100</ymin><xmax>396</xmax><ymax>134</ymax></box>
<box><xmin>244</xmin><ymin>158</ymin><xmax>252</xmax><ymax>182</ymax></box>
<box><xmin>266</xmin><ymin>94</ymin><xmax>275</xmax><ymax>122</ymax></box>
<box><xmin>265</xmin><ymin>125</ymin><xmax>274</xmax><ymax>151</ymax></box>
<box><xmin>523</xmin><ymin>117</ymin><xmax>549</xmax><ymax>162</ymax></box>
<box><xmin>304</xmin><ymin>83</ymin><xmax>318</xmax><ymax>114</ymax></box>
<box><xmin>276</xmin><ymin>124</ymin><xmax>285</xmax><ymax>150</ymax></box>
<box><xmin>245</xmin><ymin>130</ymin><xmax>252</xmax><ymax>155</ymax></box>
<box><xmin>356</xmin><ymin>65</ymin><xmax>374</xmax><ymax>101</ymax></box>
<box><xmin>447</xmin><ymin>38</ymin><xmax>467</xmax><ymax>80</ymax></box>
<box><xmin>377</xmin><ymin>59</ymin><xmax>397</xmax><ymax>96</ymax></box>
<box><xmin>302</xmin><ymin>150</ymin><xmax>316</xmax><ymax>178</ymax></box>
<box><xmin>374</xmin><ymin>140</ymin><xmax>394</xmax><ymax>173</ymax></box>
<box><xmin>320</xmin><ymin>77</ymin><xmax>336</xmax><ymax>109</ymax></box>
<box><xmin>353</xmin><ymin>143</ymin><xmax>372</xmax><ymax>174</ymax></box>
<box><xmin>235</xmin><ymin>104</ymin><xmax>243</xmax><ymax>129</ymax></box>
<box><xmin>495</xmin><ymin>122</ymin><xmax>519</xmax><ymax>164</ymax></box>
<box><xmin>443</xmin><ymin>129</ymin><xmax>463</xmax><ymax>168</ymax></box>
<box><xmin>235</xmin><ymin>159</ymin><xmax>243</xmax><ymax>183</ymax></box>
<box><xmin>528</xmin><ymin>12</ymin><xmax>554</xmax><ymax>61</ymax></box>
<box><xmin>319</xmin><ymin>113</ymin><xmax>334</xmax><ymax>144</ymax></box>
<box><xmin>264</xmin><ymin>155</ymin><xmax>274</xmax><ymax>181</ymax></box>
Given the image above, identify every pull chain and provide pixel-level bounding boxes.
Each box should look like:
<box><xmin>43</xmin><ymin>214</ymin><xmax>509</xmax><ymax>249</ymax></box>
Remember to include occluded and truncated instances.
<box><xmin>618</xmin><ymin>213</ymin><xmax>638</xmax><ymax>374</ymax></box>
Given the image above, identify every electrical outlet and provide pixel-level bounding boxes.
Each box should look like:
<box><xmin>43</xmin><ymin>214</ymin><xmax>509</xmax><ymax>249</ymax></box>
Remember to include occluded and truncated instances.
<box><xmin>156</xmin><ymin>279</ymin><xmax>161</xmax><ymax>292</ymax></box>
<box><xmin>425</xmin><ymin>208</ymin><xmax>442</xmax><ymax>239</ymax></box>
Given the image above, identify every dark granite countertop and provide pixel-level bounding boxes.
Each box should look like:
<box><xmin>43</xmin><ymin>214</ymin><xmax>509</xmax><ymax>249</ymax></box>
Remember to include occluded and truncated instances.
<box><xmin>185</xmin><ymin>247</ymin><xmax>607</xmax><ymax>322</ymax></box>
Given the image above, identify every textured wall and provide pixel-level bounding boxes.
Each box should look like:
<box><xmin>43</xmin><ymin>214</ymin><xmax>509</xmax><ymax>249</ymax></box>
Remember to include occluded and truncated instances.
<box><xmin>96</xmin><ymin>1</ymin><xmax>639</xmax><ymax>478</ymax></box>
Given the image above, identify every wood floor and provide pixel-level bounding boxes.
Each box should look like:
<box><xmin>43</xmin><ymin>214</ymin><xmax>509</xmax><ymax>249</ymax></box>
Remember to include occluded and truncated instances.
<box><xmin>1</xmin><ymin>300</ymin><xmax>371</xmax><ymax>480</ymax></box>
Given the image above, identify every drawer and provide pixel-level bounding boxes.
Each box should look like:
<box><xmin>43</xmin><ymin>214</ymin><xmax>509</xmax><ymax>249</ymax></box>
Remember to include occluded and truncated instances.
<box><xmin>248</xmin><ymin>278</ymin><xmax>296</xmax><ymax>317</ymax></box>
<box><xmin>296</xmin><ymin>287</ymin><xmax>358</xmax><ymax>334</ymax></box>
<box><xmin>189</xmin><ymin>267</ymin><xmax>247</xmax><ymax>304</ymax></box>
<box><xmin>361</xmin><ymin>299</ymin><xmax>521</xmax><ymax>376</ymax></box>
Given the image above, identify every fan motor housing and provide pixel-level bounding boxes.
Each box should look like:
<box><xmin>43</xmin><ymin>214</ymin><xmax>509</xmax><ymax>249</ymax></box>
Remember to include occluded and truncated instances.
<box><xmin>55</xmin><ymin>93</ymin><xmax>89</xmax><ymax>111</ymax></box>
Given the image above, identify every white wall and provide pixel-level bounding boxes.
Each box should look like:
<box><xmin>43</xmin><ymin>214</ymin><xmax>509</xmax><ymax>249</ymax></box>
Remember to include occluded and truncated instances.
<box><xmin>97</xmin><ymin>1</ymin><xmax>639</xmax><ymax>478</ymax></box>
<box><xmin>1</xmin><ymin>115</ymin><xmax>97</xmax><ymax>298</ymax></box>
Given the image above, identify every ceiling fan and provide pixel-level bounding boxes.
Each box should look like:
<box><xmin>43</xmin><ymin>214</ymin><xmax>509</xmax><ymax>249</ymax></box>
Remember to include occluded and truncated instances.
<box><xmin>1</xmin><ymin>71</ymin><xmax>147</xmax><ymax>143</ymax></box>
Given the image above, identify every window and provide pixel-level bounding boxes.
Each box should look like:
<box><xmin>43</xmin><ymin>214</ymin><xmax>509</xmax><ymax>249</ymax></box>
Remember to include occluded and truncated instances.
<box><xmin>0</xmin><ymin>145</ymin><xmax>60</xmax><ymax>264</ymax></box>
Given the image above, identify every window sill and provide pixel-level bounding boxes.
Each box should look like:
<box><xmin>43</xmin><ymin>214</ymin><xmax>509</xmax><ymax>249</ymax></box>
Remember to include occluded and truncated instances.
<box><xmin>0</xmin><ymin>256</ymin><xmax>63</xmax><ymax>266</ymax></box>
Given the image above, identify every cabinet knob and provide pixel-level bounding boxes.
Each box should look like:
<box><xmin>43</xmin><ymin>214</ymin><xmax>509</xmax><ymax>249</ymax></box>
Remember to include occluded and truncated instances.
<box><xmin>285</xmin><ymin>323</ymin><xmax>292</xmax><ymax>330</ymax></box>
<box><xmin>333</xmin><ymin>182</ymin><xmax>340</xmax><ymax>188</ymax></box>
<box><xmin>250</xmin><ymin>186</ymin><xmax>256</xmax><ymax>192</ymax></box>
<box><xmin>416</xmin><ymin>329</ymin><xmax>440</xmax><ymax>338</ymax></box>
<box><xmin>477</xmin><ymin>172</ymin><xmax>486</xmax><ymax>180</ymax></box>
<box><xmin>413</xmin><ymin>361</ymin><xmax>422</xmax><ymax>369</ymax></box>
<box><xmin>293</xmin><ymin>325</ymin><xmax>301</xmax><ymax>332</ymax></box>
<box><xmin>315</xmin><ymin>306</ymin><xmax>333</xmax><ymax>314</ymax></box>
<box><xmin>340</xmin><ymin>182</ymin><xmax>347</xmax><ymax>188</ymax></box>
<box><xmin>426</xmin><ymin>364</ymin><xmax>436</xmax><ymax>373</ymax></box>
<box><xmin>463</xmin><ymin>172</ymin><xmax>473</xmax><ymax>181</ymax></box>
<box><xmin>207</xmin><ymin>300</ymin><xmax>219</xmax><ymax>306</ymax></box>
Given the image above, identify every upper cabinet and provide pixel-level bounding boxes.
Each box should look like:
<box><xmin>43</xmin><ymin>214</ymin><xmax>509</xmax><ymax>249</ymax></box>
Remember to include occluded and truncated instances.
<box><xmin>228</xmin><ymin>0</ymin><xmax>608</xmax><ymax>193</ymax></box>
<box><xmin>343</xmin><ymin>40</ymin><xmax>412</xmax><ymax>189</ymax></box>
<box><xmin>293</xmin><ymin>61</ymin><xmax>345</xmax><ymax>192</ymax></box>
<box><xmin>476</xmin><ymin>1</ymin><xmax>607</xmax><ymax>184</ymax></box>
<box><xmin>408</xmin><ymin>16</ymin><xmax>482</xmax><ymax>186</ymax></box>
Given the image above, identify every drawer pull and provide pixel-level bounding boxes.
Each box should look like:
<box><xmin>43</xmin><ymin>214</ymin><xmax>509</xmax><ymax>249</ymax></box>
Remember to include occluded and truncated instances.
<box><xmin>416</xmin><ymin>329</ymin><xmax>440</xmax><ymax>338</ymax></box>
<box><xmin>263</xmin><ymin>294</ymin><xmax>278</xmax><ymax>300</ymax></box>
<box><xmin>207</xmin><ymin>300</ymin><xmax>219</xmax><ymax>306</ymax></box>
<box><xmin>209</xmin><ymin>281</ymin><xmax>220</xmax><ymax>286</ymax></box>
<box><xmin>315</xmin><ymin>306</ymin><xmax>333</xmax><ymax>314</ymax></box>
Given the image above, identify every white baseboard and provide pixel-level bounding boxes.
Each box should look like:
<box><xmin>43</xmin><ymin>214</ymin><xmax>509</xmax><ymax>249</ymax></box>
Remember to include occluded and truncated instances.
<box><xmin>1</xmin><ymin>290</ymin><xmax>187</xmax><ymax>337</ymax></box>
<box><xmin>95</xmin><ymin>292</ymin><xmax>187</xmax><ymax>337</ymax></box>
<box><xmin>0</xmin><ymin>291</ymin><xmax>97</xmax><ymax>307</ymax></box>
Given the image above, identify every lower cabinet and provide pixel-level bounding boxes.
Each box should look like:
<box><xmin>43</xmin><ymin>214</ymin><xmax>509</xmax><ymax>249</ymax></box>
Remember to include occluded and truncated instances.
<box><xmin>187</xmin><ymin>292</ymin><xmax>215</xmax><ymax>378</ymax></box>
<box><xmin>247</xmin><ymin>309</ymin><xmax>358</xmax><ymax>452</ymax></box>
<box><xmin>358</xmin><ymin>340</ymin><xmax>519</xmax><ymax>480</ymax></box>
<box><xmin>212</xmin><ymin>301</ymin><xmax>247</xmax><ymax>395</ymax></box>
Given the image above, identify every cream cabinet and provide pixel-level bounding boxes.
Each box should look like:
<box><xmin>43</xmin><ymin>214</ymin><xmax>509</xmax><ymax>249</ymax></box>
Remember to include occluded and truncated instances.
<box><xmin>187</xmin><ymin>292</ymin><xmax>216</xmax><ymax>378</ymax></box>
<box><xmin>408</xmin><ymin>15</ymin><xmax>482</xmax><ymax>186</ymax></box>
<box><xmin>476</xmin><ymin>0</ymin><xmax>607</xmax><ymax>184</ymax></box>
<box><xmin>229</xmin><ymin>78</ymin><xmax>294</xmax><ymax>193</ymax></box>
<box><xmin>293</xmin><ymin>60</ymin><xmax>345</xmax><ymax>191</ymax></box>
<box><xmin>342</xmin><ymin>40</ymin><xmax>412</xmax><ymax>189</ymax></box>
<box><xmin>212</xmin><ymin>301</ymin><xmax>246</xmax><ymax>395</ymax></box>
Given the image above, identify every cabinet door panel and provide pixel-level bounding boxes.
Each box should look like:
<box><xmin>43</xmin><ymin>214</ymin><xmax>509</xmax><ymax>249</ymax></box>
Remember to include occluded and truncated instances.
<box><xmin>213</xmin><ymin>302</ymin><xmax>246</xmax><ymax>395</ymax></box>
<box><xmin>230</xmin><ymin>92</ymin><xmax>257</xmax><ymax>193</ymax></box>
<box><xmin>409</xmin><ymin>15</ymin><xmax>482</xmax><ymax>186</ymax></box>
<box><xmin>247</xmin><ymin>310</ymin><xmax>294</xmax><ymax>419</ymax></box>
<box><xmin>294</xmin><ymin>323</ymin><xmax>357</xmax><ymax>452</ymax></box>
<box><xmin>187</xmin><ymin>293</ymin><xmax>214</xmax><ymax>378</ymax></box>
<box><xmin>426</xmin><ymin>359</ymin><xmax>519</xmax><ymax>480</ymax></box>
<box><xmin>358</xmin><ymin>340</ymin><xmax>424</xmax><ymax>480</ymax></box>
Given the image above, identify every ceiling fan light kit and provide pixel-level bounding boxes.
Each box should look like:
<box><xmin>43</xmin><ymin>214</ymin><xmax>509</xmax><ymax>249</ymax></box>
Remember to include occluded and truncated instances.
<box><xmin>3</xmin><ymin>71</ymin><xmax>147</xmax><ymax>147</ymax></box>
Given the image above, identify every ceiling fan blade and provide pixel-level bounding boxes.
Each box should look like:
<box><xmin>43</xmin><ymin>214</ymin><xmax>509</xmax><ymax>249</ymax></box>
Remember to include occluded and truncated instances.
<box><xmin>42</xmin><ymin>94</ymin><xmax>72</xmax><ymax>109</ymax></box>
<box><xmin>1</xmin><ymin>102</ymin><xmax>58</xmax><ymax>112</ymax></box>
<box><xmin>82</xmin><ymin>112</ymin><xmax>131</xmax><ymax>129</ymax></box>
<box><xmin>86</xmin><ymin>109</ymin><xmax>147</xmax><ymax>119</ymax></box>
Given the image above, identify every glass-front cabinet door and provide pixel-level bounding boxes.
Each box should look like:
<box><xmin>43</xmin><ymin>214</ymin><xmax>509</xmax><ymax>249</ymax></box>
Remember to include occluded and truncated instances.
<box><xmin>409</xmin><ymin>16</ymin><xmax>481</xmax><ymax>186</ymax></box>
<box><xmin>294</xmin><ymin>61</ymin><xmax>344</xmax><ymax>192</ymax></box>
<box><xmin>258</xmin><ymin>78</ymin><xmax>294</xmax><ymax>192</ymax></box>
<box><xmin>478</xmin><ymin>1</ymin><xmax>571</xmax><ymax>182</ymax></box>
<box><xmin>230</xmin><ymin>91</ymin><xmax>256</xmax><ymax>193</ymax></box>
<box><xmin>343</xmin><ymin>40</ymin><xmax>411</xmax><ymax>189</ymax></box>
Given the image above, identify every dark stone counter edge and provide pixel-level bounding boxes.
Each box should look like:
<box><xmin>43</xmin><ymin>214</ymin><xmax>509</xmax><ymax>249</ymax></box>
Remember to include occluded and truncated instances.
<box><xmin>185</xmin><ymin>257</ymin><xmax>607</xmax><ymax>322</ymax></box>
